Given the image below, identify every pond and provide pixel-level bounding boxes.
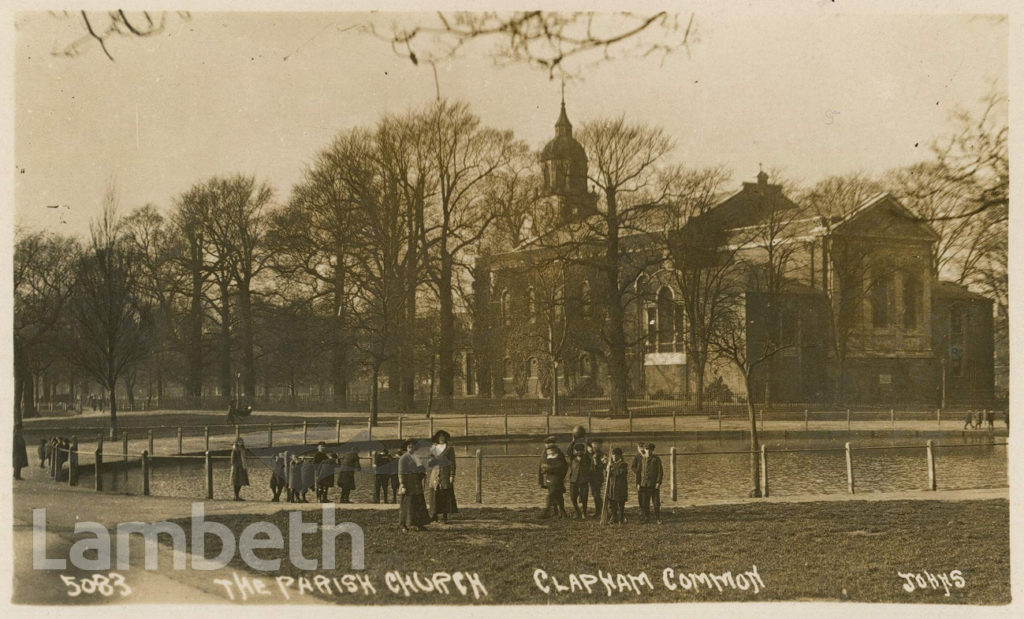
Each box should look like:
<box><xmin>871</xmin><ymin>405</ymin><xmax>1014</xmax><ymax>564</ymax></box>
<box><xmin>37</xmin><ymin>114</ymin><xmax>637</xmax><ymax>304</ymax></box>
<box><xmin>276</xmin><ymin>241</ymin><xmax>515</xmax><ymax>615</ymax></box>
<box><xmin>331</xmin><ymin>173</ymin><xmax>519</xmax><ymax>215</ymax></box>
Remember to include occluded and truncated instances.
<box><xmin>77</xmin><ymin>434</ymin><xmax>1007</xmax><ymax>505</ymax></box>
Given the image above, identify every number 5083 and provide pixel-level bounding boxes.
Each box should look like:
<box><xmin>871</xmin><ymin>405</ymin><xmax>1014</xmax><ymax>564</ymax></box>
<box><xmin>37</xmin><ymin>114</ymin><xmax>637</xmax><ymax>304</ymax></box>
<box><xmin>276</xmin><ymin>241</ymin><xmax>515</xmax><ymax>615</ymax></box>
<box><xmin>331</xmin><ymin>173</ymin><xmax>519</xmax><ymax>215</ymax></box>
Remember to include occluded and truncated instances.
<box><xmin>60</xmin><ymin>573</ymin><xmax>132</xmax><ymax>597</ymax></box>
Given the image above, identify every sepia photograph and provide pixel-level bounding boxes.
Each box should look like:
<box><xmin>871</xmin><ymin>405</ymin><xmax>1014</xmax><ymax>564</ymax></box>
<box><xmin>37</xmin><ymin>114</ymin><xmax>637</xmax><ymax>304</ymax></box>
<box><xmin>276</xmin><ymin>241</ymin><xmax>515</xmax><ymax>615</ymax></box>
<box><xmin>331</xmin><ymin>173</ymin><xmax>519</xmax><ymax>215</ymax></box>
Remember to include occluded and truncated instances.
<box><xmin>5</xmin><ymin>2</ymin><xmax>1014</xmax><ymax>611</ymax></box>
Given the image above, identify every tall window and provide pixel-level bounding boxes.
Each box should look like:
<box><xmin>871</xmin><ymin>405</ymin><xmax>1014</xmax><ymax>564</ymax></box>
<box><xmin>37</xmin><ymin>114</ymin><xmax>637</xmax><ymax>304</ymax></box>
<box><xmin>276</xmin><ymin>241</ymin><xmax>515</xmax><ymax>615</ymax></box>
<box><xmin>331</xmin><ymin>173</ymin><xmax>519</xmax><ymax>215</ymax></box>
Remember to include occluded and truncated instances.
<box><xmin>579</xmin><ymin>354</ymin><xmax>592</xmax><ymax>377</ymax></box>
<box><xmin>950</xmin><ymin>307</ymin><xmax>965</xmax><ymax>377</ymax></box>
<box><xmin>645</xmin><ymin>307</ymin><xmax>657</xmax><ymax>350</ymax></box>
<box><xmin>527</xmin><ymin>287</ymin><xmax>536</xmax><ymax>323</ymax></box>
<box><xmin>870</xmin><ymin>266</ymin><xmax>894</xmax><ymax>328</ymax></box>
<box><xmin>902</xmin><ymin>272</ymin><xmax>921</xmax><ymax>330</ymax></box>
<box><xmin>581</xmin><ymin>280</ymin><xmax>591</xmax><ymax>317</ymax></box>
<box><xmin>657</xmin><ymin>287</ymin><xmax>675</xmax><ymax>350</ymax></box>
<box><xmin>500</xmin><ymin>289</ymin><xmax>511</xmax><ymax>327</ymax></box>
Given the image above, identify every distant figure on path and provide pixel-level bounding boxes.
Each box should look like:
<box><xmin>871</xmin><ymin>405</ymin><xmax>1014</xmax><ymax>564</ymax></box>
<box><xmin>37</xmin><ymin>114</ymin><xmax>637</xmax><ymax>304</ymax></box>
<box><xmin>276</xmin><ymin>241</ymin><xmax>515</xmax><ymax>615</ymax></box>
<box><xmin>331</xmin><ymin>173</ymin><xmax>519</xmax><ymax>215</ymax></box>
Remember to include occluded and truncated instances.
<box><xmin>607</xmin><ymin>447</ymin><xmax>630</xmax><ymax>524</ymax></box>
<box><xmin>397</xmin><ymin>439</ymin><xmax>430</xmax><ymax>531</ymax></box>
<box><xmin>230</xmin><ymin>438</ymin><xmax>250</xmax><ymax>501</ymax></box>
<box><xmin>13</xmin><ymin>423</ymin><xmax>28</xmax><ymax>481</ymax></box>
<box><xmin>427</xmin><ymin>430</ymin><xmax>458</xmax><ymax>524</ymax></box>
<box><xmin>337</xmin><ymin>447</ymin><xmax>361</xmax><ymax>503</ymax></box>
<box><xmin>963</xmin><ymin>411</ymin><xmax>975</xmax><ymax>431</ymax></box>
<box><xmin>986</xmin><ymin>410</ymin><xmax>995</xmax><ymax>431</ymax></box>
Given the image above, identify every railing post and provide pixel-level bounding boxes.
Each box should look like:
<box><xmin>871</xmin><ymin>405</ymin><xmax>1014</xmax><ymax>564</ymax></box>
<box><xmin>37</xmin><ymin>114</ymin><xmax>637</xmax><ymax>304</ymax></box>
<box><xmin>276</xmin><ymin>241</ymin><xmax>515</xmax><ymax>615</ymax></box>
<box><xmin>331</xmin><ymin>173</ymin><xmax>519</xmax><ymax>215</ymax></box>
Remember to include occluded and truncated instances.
<box><xmin>429</xmin><ymin>416</ymin><xmax>434</xmax><ymax>439</ymax></box>
<box><xmin>546</xmin><ymin>413</ymin><xmax>551</xmax><ymax>435</ymax></box>
<box><xmin>268</xmin><ymin>423</ymin><xmax>273</xmax><ymax>447</ymax></box>
<box><xmin>177</xmin><ymin>427</ymin><xmax>183</xmax><ymax>455</ymax></box>
<box><xmin>148</xmin><ymin>429</ymin><xmax>154</xmax><ymax>456</ymax></box>
<box><xmin>936</xmin><ymin>408</ymin><xmax>941</xmax><ymax>427</ymax></box>
<box><xmin>398</xmin><ymin>417</ymin><xmax>403</xmax><ymax>441</ymax></box>
<box><xmin>718</xmin><ymin>410</ymin><xmax>722</xmax><ymax>436</ymax></box>
<box><xmin>367</xmin><ymin>419</ymin><xmax>373</xmax><ymax>440</ymax></box>
<box><xmin>68</xmin><ymin>438</ymin><xmax>78</xmax><ymax>487</ymax></box>
<box><xmin>475</xmin><ymin>449</ymin><xmax>483</xmax><ymax>504</ymax></box>
<box><xmin>503</xmin><ymin>414</ymin><xmax>509</xmax><ymax>438</ymax></box>
<box><xmin>142</xmin><ymin>450</ymin><xmax>150</xmax><ymax>496</ymax></box>
<box><xmin>890</xmin><ymin>409</ymin><xmax>895</xmax><ymax>433</ymax></box>
<box><xmin>760</xmin><ymin>444</ymin><xmax>769</xmax><ymax>498</ymax></box>
<box><xmin>122</xmin><ymin>432</ymin><xmax>129</xmax><ymax>482</ymax></box>
<box><xmin>235</xmin><ymin>425</ymin><xmax>240</xmax><ymax>442</ymax></box>
<box><xmin>204</xmin><ymin>426</ymin><xmax>209</xmax><ymax>452</ymax></box>
<box><xmin>336</xmin><ymin>419</ymin><xmax>341</xmax><ymax>443</ymax></box>
<box><xmin>303</xmin><ymin>420</ymin><xmax>308</xmax><ymax>445</ymax></box>
<box><xmin>846</xmin><ymin>408</ymin><xmax>851</xmax><ymax>433</ymax></box>
<box><xmin>672</xmin><ymin>408</ymin><xmax>677</xmax><ymax>432</ymax></box>
<box><xmin>94</xmin><ymin>447</ymin><xmax>103</xmax><ymax>491</ymax></box>
<box><xmin>804</xmin><ymin>409</ymin><xmax>809</xmax><ymax>432</ymax></box>
<box><xmin>759</xmin><ymin>408</ymin><xmax>764</xmax><ymax>433</ymax></box>
<box><xmin>464</xmin><ymin>413</ymin><xmax>469</xmax><ymax>438</ymax></box>
<box><xmin>926</xmin><ymin>440</ymin><xmax>936</xmax><ymax>491</ymax></box>
<box><xmin>670</xmin><ymin>446</ymin><xmax>677</xmax><ymax>501</ymax></box>
<box><xmin>845</xmin><ymin>442</ymin><xmax>855</xmax><ymax>494</ymax></box>
<box><xmin>205</xmin><ymin>451</ymin><xmax>213</xmax><ymax>499</ymax></box>
<box><xmin>628</xmin><ymin>409</ymin><xmax>633</xmax><ymax>433</ymax></box>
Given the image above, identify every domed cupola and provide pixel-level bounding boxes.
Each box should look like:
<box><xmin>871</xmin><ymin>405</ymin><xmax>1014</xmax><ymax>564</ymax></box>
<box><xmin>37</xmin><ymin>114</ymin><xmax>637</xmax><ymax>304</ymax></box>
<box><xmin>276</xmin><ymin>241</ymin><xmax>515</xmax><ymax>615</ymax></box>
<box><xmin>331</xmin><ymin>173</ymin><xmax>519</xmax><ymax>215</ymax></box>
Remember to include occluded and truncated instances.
<box><xmin>540</xmin><ymin>101</ymin><xmax>589</xmax><ymax>199</ymax></box>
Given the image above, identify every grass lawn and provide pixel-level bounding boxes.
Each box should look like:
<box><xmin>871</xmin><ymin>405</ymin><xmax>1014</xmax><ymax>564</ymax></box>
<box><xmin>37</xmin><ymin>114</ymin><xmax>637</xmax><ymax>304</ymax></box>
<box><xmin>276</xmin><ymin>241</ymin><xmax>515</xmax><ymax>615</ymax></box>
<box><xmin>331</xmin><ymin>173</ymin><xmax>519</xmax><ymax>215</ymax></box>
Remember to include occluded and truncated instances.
<box><xmin>167</xmin><ymin>498</ymin><xmax>1009</xmax><ymax>605</ymax></box>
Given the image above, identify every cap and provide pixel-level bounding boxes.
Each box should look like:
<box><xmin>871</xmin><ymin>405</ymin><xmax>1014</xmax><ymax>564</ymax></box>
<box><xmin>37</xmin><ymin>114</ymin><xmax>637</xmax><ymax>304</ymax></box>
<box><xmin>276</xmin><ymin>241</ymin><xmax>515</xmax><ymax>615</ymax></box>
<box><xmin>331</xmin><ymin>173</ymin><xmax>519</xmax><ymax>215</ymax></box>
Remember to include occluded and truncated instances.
<box><xmin>646</xmin><ymin>442</ymin><xmax>656</xmax><ymax>450</ymax></box>
<box><xmin>544</xmin><ymin>435</ymin><xmax>558</xmax><ymax>444</ymax></box>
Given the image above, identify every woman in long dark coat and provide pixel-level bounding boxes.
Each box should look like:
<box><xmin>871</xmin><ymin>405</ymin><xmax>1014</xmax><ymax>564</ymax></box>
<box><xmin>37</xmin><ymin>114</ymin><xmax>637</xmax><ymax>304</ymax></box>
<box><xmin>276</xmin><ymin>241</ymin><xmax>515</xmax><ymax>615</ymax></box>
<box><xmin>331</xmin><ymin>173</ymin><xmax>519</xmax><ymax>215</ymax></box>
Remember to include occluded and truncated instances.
<box><xmin>13</xmin><ymin>424</ymin><xmax>28</xmax><ymax>480</ymax></box>
<box><xmin>287</xmin><ymin>454</ymin><xmax>302</xmax><ymax>502</ymax></box>
<box><xmin>300</xmin><ymin>456</ymin><xmax>316</xmax><ymax>502</ymax></box>
<box><xmin>229</xmin><ymin>438</ymin><xmax>250</xmax><ymax>501</ymax></box>
<box><xmin>398</xmin><ymin>439</ymin><xmax>430</xmax><ymax>531</ymax></box>
<box><xmin>336</xmin><ymin>448</ymin><xmax>361</xmax><ymax>503</ymax></box>
<box><xmin>427</xmin><ymin>430</ymin><xmax>458</xmax><ymax>523</ymax></box>
<box><xmin>270</xmin><ymin>453</ymin><xmax>286</xmax><ymax>502</ymax></box>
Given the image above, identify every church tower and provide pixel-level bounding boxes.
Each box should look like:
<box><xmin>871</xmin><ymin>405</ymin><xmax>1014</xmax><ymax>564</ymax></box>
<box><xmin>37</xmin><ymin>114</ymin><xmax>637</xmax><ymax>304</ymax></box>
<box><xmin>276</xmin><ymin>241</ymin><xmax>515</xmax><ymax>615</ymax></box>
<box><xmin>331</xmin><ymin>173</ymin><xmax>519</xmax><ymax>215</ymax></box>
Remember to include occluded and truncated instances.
<box><xmin>539</xmin><ymin>98</ymin><xmax>597</xmax><ymax>222</ymax></box>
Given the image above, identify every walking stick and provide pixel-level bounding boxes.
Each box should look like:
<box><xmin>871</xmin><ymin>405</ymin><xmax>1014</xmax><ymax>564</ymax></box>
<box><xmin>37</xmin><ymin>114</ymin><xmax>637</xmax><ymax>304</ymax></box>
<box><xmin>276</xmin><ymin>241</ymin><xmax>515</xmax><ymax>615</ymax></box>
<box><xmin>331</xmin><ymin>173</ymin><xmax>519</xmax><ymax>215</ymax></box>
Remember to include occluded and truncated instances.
<box><xmin>600</xmin><ymin>452</ymin><xmax>613</xmax><ymax>525</ymax></box>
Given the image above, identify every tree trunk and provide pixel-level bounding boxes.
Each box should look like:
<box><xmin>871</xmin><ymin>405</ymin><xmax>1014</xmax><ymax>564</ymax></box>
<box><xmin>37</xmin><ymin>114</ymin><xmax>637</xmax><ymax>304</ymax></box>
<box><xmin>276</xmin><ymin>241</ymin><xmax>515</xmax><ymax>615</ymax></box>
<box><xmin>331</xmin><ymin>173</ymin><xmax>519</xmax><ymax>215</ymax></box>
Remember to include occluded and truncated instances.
<box><xmin>218</xmin><ymin>280</ymin><xmax>232</xmax><ymax>408</ymax></box>
<box><xmin>332</xmin><ymin>253</ymin><xmax>348</xmax><ymax>407</ymax></box>
<box><xmin>693</xmin><ymin>352</ymin><xmax>706</xmax><ymax>411</ymax></box>
<box><xmin>187</xmin><ymin>251</ymin><xmax>204</xmax><ymax>401</ymax></box>
<box><xmin>604</xmin><ymin>192</ymin><xmax>628</xmax><ymax>416</ymax></box>
<box><xmin>745</xmin><ymin>374</ymin><xmax>761</xmax><ymax>497</ymax></box>
<box><xmin>13</xmin><ymin>336</ymin><xmax>24</xmax><ymax>426</ymax></box>
<box><xmin>370</xmin><ymin>364</ymin><xmax>380</xmax><ymax>427</ymax></box>
<box><xmin>437</xmin><ymin>251</ymin><xmax>455</xmax><ymax>410</ymax></box>
<box><xmin>24</xmin><ymin>366</ymin><xmax>36</xmax><ymax>419</ymax></box>
<box><xmin>238</xmin><ymin>280</ymin><xmax>256</xmax><ymax>404</ymax></box>
<box><xmin>108</xmin><ymin>379</ymin><xmax>119</xmax><ymax>438</ymax></box>
<box><xmin>401</xmin><ymin>202</ymin><xmax>418</xmax><ymax>413</ymax></box>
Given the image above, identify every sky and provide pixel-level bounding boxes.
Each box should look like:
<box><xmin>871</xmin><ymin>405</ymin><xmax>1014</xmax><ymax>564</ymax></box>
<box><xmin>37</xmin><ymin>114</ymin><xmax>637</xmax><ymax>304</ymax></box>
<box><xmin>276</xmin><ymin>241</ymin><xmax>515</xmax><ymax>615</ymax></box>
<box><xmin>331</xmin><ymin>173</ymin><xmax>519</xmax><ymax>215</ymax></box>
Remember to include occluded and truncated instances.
<box><xmin>12</xmin><ymin>10</ymin><xmax>1008</xmax><ymax>238</ymax></box>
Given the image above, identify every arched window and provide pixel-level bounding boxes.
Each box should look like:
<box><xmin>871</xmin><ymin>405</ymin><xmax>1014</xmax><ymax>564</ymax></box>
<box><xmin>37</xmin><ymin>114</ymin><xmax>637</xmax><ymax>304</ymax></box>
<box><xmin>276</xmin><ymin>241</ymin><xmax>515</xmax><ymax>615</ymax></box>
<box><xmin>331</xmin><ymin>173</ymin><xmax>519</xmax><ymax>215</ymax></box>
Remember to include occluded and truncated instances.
<box><xmin>500</xmin><ymin>289</ymin><xmax>511</xmax><ymax>327</ymax></box>
<box><xmin>902</xmin><ymin>271</ymin><xmax>921</xmax><ymax>330</ymax></box>
<box><xmin>503</xmin><ymin>358</ymin><xmax>514</xmax><ymax>379</ymax></box>
<box><xmin>527</xmin><ymin>357</ymin><xmax>538</xmax><ymax>378</ymax></box>
<box><xmin>527</xmin><ymin>287</ymin><xmax>536</xmax><ymax>323</ymax></box>
<box><xmin>581</xmin><ymin>280</ymin><xmax>591</xmax><ymax>317</ymax></box>
<box><xmin>579</xmin><ymin>354</ymin><xmax>592</xmax><ymax>377</ymax></box>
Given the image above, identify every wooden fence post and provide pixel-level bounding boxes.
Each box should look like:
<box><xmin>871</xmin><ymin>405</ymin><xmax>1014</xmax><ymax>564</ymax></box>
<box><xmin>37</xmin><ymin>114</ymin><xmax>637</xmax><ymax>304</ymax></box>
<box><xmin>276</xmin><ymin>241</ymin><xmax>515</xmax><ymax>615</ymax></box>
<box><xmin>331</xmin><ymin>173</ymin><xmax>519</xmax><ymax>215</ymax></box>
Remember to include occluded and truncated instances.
<box><xmin>148</xmin><ymin>429</ymin><xmax>154</xmax><ymax>456</ymax></box>
<box><xmin>464</xmin><ymin>414</ymin><xmax>469</xmax><ymax>437</ymax></box>
<box><xmin>68</xmin><ymin>438</ymin><xmax>78</xmax><ymax>487</ymax></box>
<box><xmin>672</xmin><ymin>409</ymin><xmax>677</xmax><ymax>432</ymax></box>
<box><xmin>429</xmin><ymin>416</ymin><xmax>434</xmax><ymax>439</ymax></box>
<box><xmin>205</xmin><ymin>451</ymin><xmax>213</xmax><ymax>499</ymax></box>
<box><xmin>268</xmin><ymin>423</ymin><xmax>273</xmax><ymax>448</ymax></box>
<box><xmin>177</xmin><ymin>427</ymin><xmax>183</xmax><ymax>455</ymax></box>
<box><xmin>142</xmin><ymin>451</ymin><xmax>150</xmax><ymax>496</ymax></box>
<box><xmin>804</xmin><ymin>409</ymin><xmax>809</xmax><ymax>432</ymax></box>
<box><xmin>759</xmin><ymin>408</ymin><xmax>764</xmax><ymax>433</ymax></box>
<box><xmin>94</xmin><ymin>447</ymin><xmax>102</xmax><ymax>491</ymax></box>
<box><xmin>936</xmin><ymin>409</ymin><xmax>941</xmax><ymax>427</ymax></box>
<box><xmin>204</xmin><ymin>426</ymin><xmax>209</xmax><ymax>452</ymax></box>
<box><xmin>587</xmin><ymin>413</ymin><xmax>593</xmax><ymax>434</ymax></box>
<box><xmin>367</xmin><ymin>419</ymin><xmax>373</xmax><ymax>440</ymax></box>
<box><xmin>546</xmin><ymin>413</ymin><xmax>551</xmax><ymax>435</ymax></box>
<box><xmin>398</xmin><ymin>417</ymin><xmax>404</xmax><ymax>441</ymax></box>
<box><xmin>628</xmin><ymin>409</ymin><xmax>633</xmax><ymax>433</ymax></box>
<box><xmin>503</xmin><ymin>414</ymin><xmax>509</xmax><ymax>438</ymax></box>
<box><xmin>718</xmin><ymin>410</ymin><xmax>722</xmax><ymax>436</ymax></box>
<box><xmin>845</xmin><ymin>442</ymin><xmax>855</xmax><ymax>494</ymax></box>
<box><xmin>235</xmin><ymin>425</ymin><xmax>240</xmax><ymax>442</ymax></box>
<box><xmin>670</xmin><ymin>447</ymin><xmax>677</xmax><ymax>501</ymax></box>
<box><xmin>760</xmin><ymin>444</ymin><xmax>769</xmax><ymax>498</ymax></box>
<box><xmin>890</xmin><ymin>409</ymin><xmax>895</xmax><ymax>433</ymax></box>
<box><xmin>846</xmin><ymin>408</ymin><xmax>851</xmax><ymax>433</ymax></box>
<box><xmin>926</xmin><ymin>440</ymin><xmax>936</xmax><ymax>491</ymax></box>
<box><xmin>303</xmin><ymin>420</ymin><xmax>308</xmax><ymax>445</ymax></box>
<box><xmin>475</xmin><ymin>449</ymin><xmax>483</xmax><ymax>504</ymax></box>
<box><xmin>336</xmin><ymin>419</ymin><xmax>341</xmax><ymax>443</ymax></box>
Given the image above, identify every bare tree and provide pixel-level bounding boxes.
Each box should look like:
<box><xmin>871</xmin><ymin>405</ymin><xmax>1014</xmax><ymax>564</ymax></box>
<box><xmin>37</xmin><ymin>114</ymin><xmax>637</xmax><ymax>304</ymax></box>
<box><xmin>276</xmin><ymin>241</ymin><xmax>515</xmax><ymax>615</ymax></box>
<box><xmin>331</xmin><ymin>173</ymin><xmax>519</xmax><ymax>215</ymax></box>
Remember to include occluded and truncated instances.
<box><xmin>68</xmin><ymin>187</ymin><xmax>149</xmax><ymax>437</ymax></box>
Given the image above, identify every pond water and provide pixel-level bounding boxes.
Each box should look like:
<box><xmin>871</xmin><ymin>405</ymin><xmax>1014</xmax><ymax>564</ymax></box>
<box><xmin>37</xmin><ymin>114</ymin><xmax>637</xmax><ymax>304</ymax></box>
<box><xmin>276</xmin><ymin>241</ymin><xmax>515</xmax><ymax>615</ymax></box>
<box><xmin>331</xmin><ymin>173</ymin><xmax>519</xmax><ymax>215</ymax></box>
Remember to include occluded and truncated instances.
<box><xmin>78</xmin><ymin>434</ymin><xmax>1007</xmax><ymax>504</ymax></box>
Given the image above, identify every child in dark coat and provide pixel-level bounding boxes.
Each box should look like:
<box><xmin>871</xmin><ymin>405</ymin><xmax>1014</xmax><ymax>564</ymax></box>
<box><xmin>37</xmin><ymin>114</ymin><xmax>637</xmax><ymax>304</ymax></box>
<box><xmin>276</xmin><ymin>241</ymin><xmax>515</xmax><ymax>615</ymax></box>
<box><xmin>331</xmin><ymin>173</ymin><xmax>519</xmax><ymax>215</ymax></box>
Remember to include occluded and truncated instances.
<box><xmin>567</xmin><ymin>442</ymin><xmax>593</xmax><ymax>518</ymax></box>
<box><xmin>607</xmin><ymin>447</ymin><xmax>630</xmax><ymax>524</ymax></box>
<box><xmin>539</xmin><ymin>445</ymin><xmax>568</xmax><ymax>518</ymax></box>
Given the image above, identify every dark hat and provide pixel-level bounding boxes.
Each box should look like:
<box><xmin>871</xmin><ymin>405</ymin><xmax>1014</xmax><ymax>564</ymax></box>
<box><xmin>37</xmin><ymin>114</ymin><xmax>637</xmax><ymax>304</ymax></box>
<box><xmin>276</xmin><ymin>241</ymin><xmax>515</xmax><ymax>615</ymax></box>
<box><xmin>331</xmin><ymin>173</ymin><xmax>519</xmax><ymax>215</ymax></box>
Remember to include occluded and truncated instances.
<box><xmin>572</xmin><ymin>442</ymin><xmax>586</xmax><ymax>452</ymax></box>
<box><xmin>544</xmin><ymin>435</ymin><xmax>557</xmax><ymax>444</ymax></box>
<box><xmin>612</xmin><ymin>447</ymin><xmax>623</xmax><ymax>456</ymax></box>
<box><xmin>571</xmin><ymin>425</ymin><xmax>587</xmax><ymax>438</ymax></box>
<box><xmin>646</xmin><ymin>442</ymin><xmax>656</xmax><ymax>450</ymax></box>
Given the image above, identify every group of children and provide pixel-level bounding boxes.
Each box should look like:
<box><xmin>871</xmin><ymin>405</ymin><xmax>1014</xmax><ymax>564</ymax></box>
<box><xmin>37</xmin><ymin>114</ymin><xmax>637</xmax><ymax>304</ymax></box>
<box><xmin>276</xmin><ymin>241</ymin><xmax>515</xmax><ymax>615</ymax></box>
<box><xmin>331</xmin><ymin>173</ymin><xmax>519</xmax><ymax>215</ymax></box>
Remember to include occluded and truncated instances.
<box><xmin>963</xmin><ymin>409</ymin><xmax>999</xmax><ymax>431</ymax></box>
<box><xmin>539</xmin><ymin>427</ymin><xmax>665</xmax><ymax>524</ymax></box>
<box><xmin>267</xmin><ymin>442</ymin><xmax>404</xmax><ymax>504</ymax></box>
<box><xmin>268</xmin><ymin>442</ymin><xmax>362</xmax><ymax>503</ymax></box>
